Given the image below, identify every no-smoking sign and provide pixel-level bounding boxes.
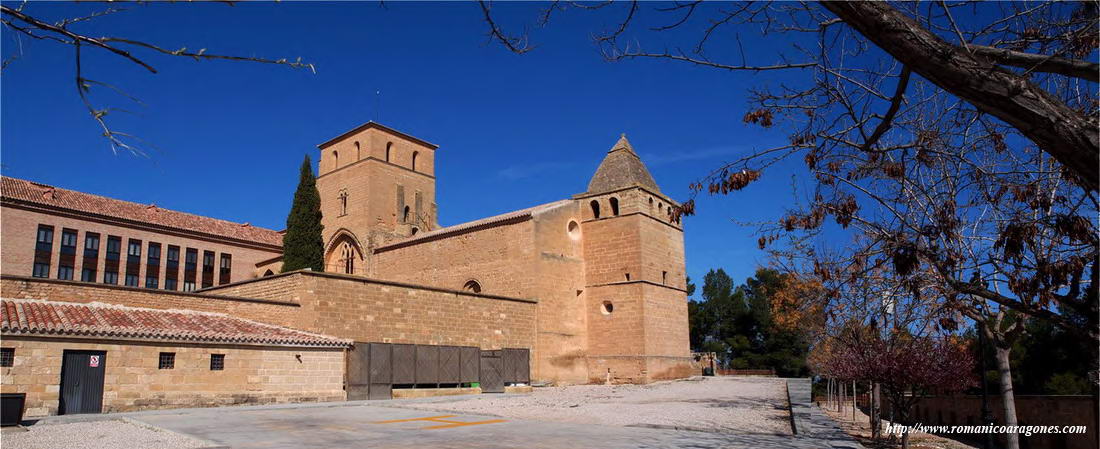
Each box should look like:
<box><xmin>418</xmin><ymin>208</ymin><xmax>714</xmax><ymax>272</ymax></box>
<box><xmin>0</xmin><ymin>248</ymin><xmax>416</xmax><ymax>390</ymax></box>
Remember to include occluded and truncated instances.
<box><xmin>89</xmin><ymin>355</ymin><xmax>100</xmax><ymax>368</ymax></box>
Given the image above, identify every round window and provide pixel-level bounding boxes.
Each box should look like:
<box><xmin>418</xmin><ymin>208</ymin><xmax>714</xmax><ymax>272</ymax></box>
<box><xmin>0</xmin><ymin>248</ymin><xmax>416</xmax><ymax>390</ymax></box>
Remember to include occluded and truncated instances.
<box><xmin>601</xmin><ymin>301</ymin><xmax>614</xmax><ymax>315</ymax></box>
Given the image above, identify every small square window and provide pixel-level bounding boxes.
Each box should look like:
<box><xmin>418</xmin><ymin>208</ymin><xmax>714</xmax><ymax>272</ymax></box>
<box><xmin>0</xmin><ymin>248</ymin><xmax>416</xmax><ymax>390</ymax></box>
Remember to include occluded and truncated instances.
<box><xmin>210</xmin><ymin>354</ymin><xmax>225</xmax><ymax>371</ymax></box>
<box><xmin>0</xmin><ymin>348</ymin><xmax>13</xmax><ymax>367</ymax></box>
<box><xmin>158</xmin><ymin>352</ymin><xmax>175</xmax><ymax>369</ymax></box>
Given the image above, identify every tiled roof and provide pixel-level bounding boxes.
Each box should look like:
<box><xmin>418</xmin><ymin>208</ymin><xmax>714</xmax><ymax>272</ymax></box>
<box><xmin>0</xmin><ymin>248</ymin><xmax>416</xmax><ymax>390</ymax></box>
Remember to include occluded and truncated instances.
<box><xmin>586</xmin><ymin>134</ymin><xmax>661</xmax><ymax>194</ymax></box>
<box><xmin>0</xmin><ymin>298</ymin><xmax>350</xmax><ymax>348</ymax></box>
<box><xmin>1</xmin><ymin>176</ymin><xmax>283</xmax><ymax>248</ymax></box>
<box><xmin>374</xmin><ymin>199</ymin><xmax>574</xmax><ymax>253</ymax></box>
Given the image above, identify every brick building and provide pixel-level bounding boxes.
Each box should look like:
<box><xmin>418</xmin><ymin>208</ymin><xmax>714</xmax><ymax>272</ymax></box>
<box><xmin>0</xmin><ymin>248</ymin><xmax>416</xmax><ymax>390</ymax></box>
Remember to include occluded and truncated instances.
<box><xmin>0</xmin><ymin>122</ymin><xmax>691</xmax><ymax>416</ymax></box>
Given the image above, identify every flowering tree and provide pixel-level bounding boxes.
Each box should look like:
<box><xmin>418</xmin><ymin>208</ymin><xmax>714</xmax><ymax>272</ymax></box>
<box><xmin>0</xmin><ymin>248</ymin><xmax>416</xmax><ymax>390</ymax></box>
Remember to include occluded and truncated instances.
<box><xmin>812</xmin><ymin>328</ymin><xmax>977</xmax><ymax>449</ymax></box>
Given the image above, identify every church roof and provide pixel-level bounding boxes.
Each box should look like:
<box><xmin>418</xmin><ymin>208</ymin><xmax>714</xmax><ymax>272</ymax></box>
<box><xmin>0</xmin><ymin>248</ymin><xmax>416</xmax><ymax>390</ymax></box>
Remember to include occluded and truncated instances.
<box><xmin>1</xmin><ymin>176</ymin><xmax>283</xmax><ymax>248</ymax></box>
<box><xmin>375</xmin><ymin>200</ymin><xmax>573</xmax><ymax>253</ymax></box>
<box><xmin>586</xmin><ymin>134</ymin><xmax>661</xmax><ymax>194</ymax></box>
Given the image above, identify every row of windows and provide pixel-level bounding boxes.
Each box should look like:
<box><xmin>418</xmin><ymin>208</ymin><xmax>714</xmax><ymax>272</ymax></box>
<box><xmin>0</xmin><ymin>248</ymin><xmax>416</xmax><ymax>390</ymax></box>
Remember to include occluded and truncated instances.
<box><xmin>158</xmin><ymin>352</ymin><xmax>224</xmax><ymax>371</ymax></box>
<box><xmin>0</xmin><ymin>349</ymin><xmax>226</xmax><ymax>371</ymax></box>
<box><xmin>333</xmin><ymin>141</ymin><xmax>421</xmax><ymax>172</ymax></box>
<box><xmin>589</xmin><ymin>196</ymin><xmax>681</xmax><ymax>224</ymax></box>
<box><xmin>32</xmin><ymin>224</ymin><xmax>233</xmax><ymax>291</ymax></box>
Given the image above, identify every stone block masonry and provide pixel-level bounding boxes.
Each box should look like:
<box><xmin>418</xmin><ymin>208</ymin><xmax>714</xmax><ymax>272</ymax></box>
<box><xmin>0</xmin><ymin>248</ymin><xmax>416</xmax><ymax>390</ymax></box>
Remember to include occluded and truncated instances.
<box><xmin>0</xmin><ymin>337</ymin><xmax>345</xmax><ymax>417</ymax></box>
<box><xmin>203</xmin><ymin>271</ymin><xmax>538</xmax><ymax>351</ymax></box>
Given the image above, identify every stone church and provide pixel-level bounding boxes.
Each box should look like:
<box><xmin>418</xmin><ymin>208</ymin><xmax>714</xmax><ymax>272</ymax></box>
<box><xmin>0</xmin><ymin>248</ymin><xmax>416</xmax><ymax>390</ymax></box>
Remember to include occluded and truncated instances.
<box><xmin>0</xmin><ymin>122</ymin><xmax>691</xmax><ymax>416</ymax></box>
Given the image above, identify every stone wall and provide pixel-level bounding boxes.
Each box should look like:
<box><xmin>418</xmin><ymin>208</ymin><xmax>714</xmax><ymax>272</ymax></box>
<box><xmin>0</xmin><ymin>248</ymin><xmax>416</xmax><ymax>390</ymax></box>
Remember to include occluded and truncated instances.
<box><xmin>0</xmin><ymin>337</ymin><xmax>344</xmax><ymax>417</ymax></box>
<box><xmin>0</xmin><ymin>275</ymin><xmax>300</xmax><ymax>327</ymax></box>
<box><xmin>203</xmin><ymin>271</ymin><xmax>538</xmax><ymax>350</ymax></box>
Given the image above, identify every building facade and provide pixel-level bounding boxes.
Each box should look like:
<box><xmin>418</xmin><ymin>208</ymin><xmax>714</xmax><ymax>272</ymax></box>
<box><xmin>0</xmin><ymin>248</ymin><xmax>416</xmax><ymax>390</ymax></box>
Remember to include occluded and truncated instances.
<box><xmin>0</xmin><ymin>122</ymin><xmax>692</xmax><ymax>416</ymax></box>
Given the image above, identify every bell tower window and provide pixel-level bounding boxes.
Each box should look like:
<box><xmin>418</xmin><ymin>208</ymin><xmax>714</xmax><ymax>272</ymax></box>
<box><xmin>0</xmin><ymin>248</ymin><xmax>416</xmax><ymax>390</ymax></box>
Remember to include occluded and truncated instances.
<box><xmin>412</xmin><ymin>151</ymin><xmax>419</xmax><ymax>172</ymax></box>
<box><xmin>609</xmin><ymin>197</ymin><xmax>620</xmax><ymax>216</ymax></box>
<box><xmin>386</xmin><ymin>142</ymin><xmax>393</xmax><ymax>162</ymax></box>
<box><xmin>590</xmin><ymin>200</ymin><xmax>601</xmax><ymax>219</ymax></box>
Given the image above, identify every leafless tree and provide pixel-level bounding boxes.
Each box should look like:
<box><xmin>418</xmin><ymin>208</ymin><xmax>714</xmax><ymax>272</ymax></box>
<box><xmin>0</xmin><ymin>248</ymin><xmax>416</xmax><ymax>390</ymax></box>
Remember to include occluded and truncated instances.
<box><xmin>1</xmin><ymin>1</ymin><xmax>315</xmax><ymax>156</ymax></box>
<box><xmin>480</xmin><ymin>1</ymin><xmax>1098</xmax><ymax>191</ymax></box>
<box><xmin>478</xmin><ymin>0</ymin><xmax>1098</xmax><ymax>344</ymax></box>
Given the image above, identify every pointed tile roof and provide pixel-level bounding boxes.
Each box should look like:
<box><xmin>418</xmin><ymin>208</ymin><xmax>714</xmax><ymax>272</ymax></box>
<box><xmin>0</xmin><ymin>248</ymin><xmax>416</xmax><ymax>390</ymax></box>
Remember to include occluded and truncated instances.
<box><xmin>586</xmin><ymin>134</ymin><xmax>661</xmax><ymax>194</ymax></box>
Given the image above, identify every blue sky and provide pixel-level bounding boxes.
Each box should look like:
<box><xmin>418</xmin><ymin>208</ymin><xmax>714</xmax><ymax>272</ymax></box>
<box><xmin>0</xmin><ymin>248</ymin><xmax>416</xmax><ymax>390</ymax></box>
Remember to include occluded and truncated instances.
<box><xmin>1</xmin><ymin>2</ymin><xmax>815</xmax><ymax>291</ymax></box>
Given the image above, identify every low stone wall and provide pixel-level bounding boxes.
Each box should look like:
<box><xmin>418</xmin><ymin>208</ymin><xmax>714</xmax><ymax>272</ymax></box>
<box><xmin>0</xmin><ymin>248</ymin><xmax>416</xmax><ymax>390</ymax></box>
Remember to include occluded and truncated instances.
<box><xmin>0</xmin><ymin>336</ymin><xmax>345</xmax><ymax>418</ymax></box>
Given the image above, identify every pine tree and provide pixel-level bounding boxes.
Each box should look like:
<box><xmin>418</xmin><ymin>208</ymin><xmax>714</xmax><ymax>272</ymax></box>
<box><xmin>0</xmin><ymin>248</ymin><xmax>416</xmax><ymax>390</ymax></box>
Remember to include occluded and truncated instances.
<box><xmin>281</xmin><ymin>155</ymin><xmax>324</xmax><ymax>272</ymax></box>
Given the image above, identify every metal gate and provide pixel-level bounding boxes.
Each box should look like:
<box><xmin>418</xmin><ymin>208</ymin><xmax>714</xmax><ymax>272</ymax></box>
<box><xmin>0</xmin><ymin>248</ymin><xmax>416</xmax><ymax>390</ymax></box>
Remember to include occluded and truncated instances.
<box><xmin>503</xmin><ymin>348</ymin><xmax>530</xmax><ymax>384</ymax></box>
<box><xmin>459</xmin><ymin>346</ymin><xmax>479</xmax><ymax>384</ymax></box>
<box><xmin>392</xmin><ymin>344</ymin><xmax>416</xmax><ymax>385</ymax></box>
<box><xmin>347</xmin><ymin>343</ymin><xmax>527</xmax><ymax>398</ymax></box>
<box><xmin>479</xmin><ymin>350</ymin><xmax>504</xmax><ymax>393</ymax></box>
<box><xmin>59</xmin><ymin>350</ymin><xmax>106</xmax><ymax>415</ymax></box>
<box><xmin>367</xmin><ymin>343</ymin><xmax>392</xmax><ymax>400</ymax></box>
<box><xmin>438</xmin><ymin>346</ymin><xmax>460</xmax><ymax>385</ymax></box>
<box><xmin>346</xmin><ymin>343</ymin><xmax>370</xmax><ymax>400</ymax></box>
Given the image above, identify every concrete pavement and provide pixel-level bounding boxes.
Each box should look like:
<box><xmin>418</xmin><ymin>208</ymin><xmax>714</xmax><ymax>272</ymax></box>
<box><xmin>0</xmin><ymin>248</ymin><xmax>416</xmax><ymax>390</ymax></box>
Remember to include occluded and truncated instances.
<box><xmin>19</xmin><ymin>379</ymin><xmax>864</xmax><ymax>449</ymax></box>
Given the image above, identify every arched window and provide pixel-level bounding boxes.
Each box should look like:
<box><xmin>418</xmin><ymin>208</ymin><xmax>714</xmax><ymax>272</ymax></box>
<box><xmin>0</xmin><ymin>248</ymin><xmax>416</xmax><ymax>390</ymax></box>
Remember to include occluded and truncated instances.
<box><xmin>355</xmin><ymin>141</ymin><xmax>361</xmax><ymax>160</ymax></box>
<box><xmin>609</xmin><ymin>197</ymin><xmax>620</xmax><ymax>216</ymax></box>
<box><xmin>341</xmin><ymin>242</ymin><xmax>355</xmax><ymax>274</ymax></box>
<box><xmin>590</xmin><ymin>200</ymin><xmax>601</xmax><ymax>219</ymax></box>
<box><xmin>412</xmin><ymin>151</ymin><xmax>419</xmax><ymax>171</ymax></box>
<box><xmin>403</xmin><ymin>205</ymin><xmax>410</xmax><ymax>223</ymax></box>
<box><xmin>385</xmin><ymin>142</ymin><xmax>393</xmax><ymax>162</ymax></box>
<box><xmin>333</xmin><ymin>150</ymin><xmax>339</xmax><ymax>168</ymax></box>
<box><xmin>463</xmin><ymin>280</ymin><xmax>482</xmax><ymax>293</ymax></box>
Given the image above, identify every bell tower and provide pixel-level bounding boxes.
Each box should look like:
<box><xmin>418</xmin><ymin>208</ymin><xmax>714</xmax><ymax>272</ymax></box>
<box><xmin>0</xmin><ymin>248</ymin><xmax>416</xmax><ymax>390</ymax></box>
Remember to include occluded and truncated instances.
<box><xmin>577</xmin><ymin>134</ymin><xmax>692</xmax><ymax>383</ymax></box>
<box><xmin>315</xmin><ymin>121</ymin><xmax>439</xmax><ymax>275</ymax></box>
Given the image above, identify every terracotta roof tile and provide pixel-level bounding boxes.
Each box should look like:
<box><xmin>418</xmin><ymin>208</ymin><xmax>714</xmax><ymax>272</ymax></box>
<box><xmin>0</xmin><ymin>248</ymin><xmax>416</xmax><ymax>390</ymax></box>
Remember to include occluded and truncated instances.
<box><xmin>1</xmin><ymin>176</ymin><xmax>283</xmax><ymax>247</ymax></box>
<box><xmin>0</xmin><ymin>298</ymin><xmax>350</xmax><ymax>348</ymax></box>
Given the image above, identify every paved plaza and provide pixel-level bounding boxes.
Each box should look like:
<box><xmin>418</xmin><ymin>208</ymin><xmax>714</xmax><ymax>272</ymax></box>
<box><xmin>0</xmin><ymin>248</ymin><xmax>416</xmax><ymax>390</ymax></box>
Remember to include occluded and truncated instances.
<box><xmin>8</xmin><ymin>379</ymin><xmax>862</xmax><ymax>449</ymax></box>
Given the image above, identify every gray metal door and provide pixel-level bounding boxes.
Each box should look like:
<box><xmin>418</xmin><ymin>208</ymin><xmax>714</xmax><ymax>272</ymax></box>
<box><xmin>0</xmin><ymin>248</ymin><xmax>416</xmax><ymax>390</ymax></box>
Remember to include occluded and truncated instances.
<box><xmin>438</xmin><ymin>346</ymin><xmax>460</xmax><ymax>384</ymax></box>
<box><xmin>503</xmin><ymin>348</ymin><xmax>530</xmax><ymax>384</ymax></box>
<box><xmin>392</xmin><ymin>344</ymin><xmax>416</xmax><ymax>385</ymax></box>
<box><xmin>367</xmin><ymin>343</ymin><xmax>392</xmax><ymax>400</ymax></box>
<box><xmin>415</xmin><ymin>345</ymin><xmax>438</xmax><ymax>385</ymax></box>
<box><xmin>59</xmin><ymin>350</ymin><xmax>106</xmax><ymax>415</ymax></box>
<box><xmin>479</xmin><ymin>350</ymin><xmax>504</xmax><ymax>393</ymax></box>
<box><xmin>346</xmin><ymin>343</ymin><xmax>370</xmax><ymax>400</ymax></box>
<box><xmin>459</xmin><ymin>347</ymin><xmax>479</xmax><ymax>383</ymax></box>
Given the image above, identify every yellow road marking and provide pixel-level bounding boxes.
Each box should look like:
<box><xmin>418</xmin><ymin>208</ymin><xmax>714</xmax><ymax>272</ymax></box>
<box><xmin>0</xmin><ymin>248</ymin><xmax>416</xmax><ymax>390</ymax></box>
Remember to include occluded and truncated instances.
<box><xmin>421</xmin><ymin>419</ymin><xmax>507</xmax><ymax>430</ymax></box>
<box><xmin>372</xmin><ymin>414</ymin><xmax>508</xmax><ymax>429</ymax></box>
<box><xmin>372</xmin><ymin>415</ymin><xmax>457</xmax><ymax>424</ymax></box>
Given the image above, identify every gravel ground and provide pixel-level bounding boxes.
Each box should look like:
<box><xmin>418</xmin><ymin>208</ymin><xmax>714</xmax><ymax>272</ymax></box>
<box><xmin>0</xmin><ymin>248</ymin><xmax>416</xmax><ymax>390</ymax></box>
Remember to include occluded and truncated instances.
<box><xmin>2</xmin><ymin>419</ymin><xmax>211</xmax><ymax>449</ymax></box>
<box><xmin>401</xmin><ymin>376</ymin><xmax>793</xmax><ymax>435</ymax></box>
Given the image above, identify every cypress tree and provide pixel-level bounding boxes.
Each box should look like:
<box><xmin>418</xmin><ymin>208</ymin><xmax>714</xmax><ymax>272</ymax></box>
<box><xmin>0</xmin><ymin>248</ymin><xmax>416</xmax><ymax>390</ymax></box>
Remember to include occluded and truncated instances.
<box><xmin>281</xmin><ymin>155</ymin><xmax>324</xmax><ymax>272</ymax></box>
